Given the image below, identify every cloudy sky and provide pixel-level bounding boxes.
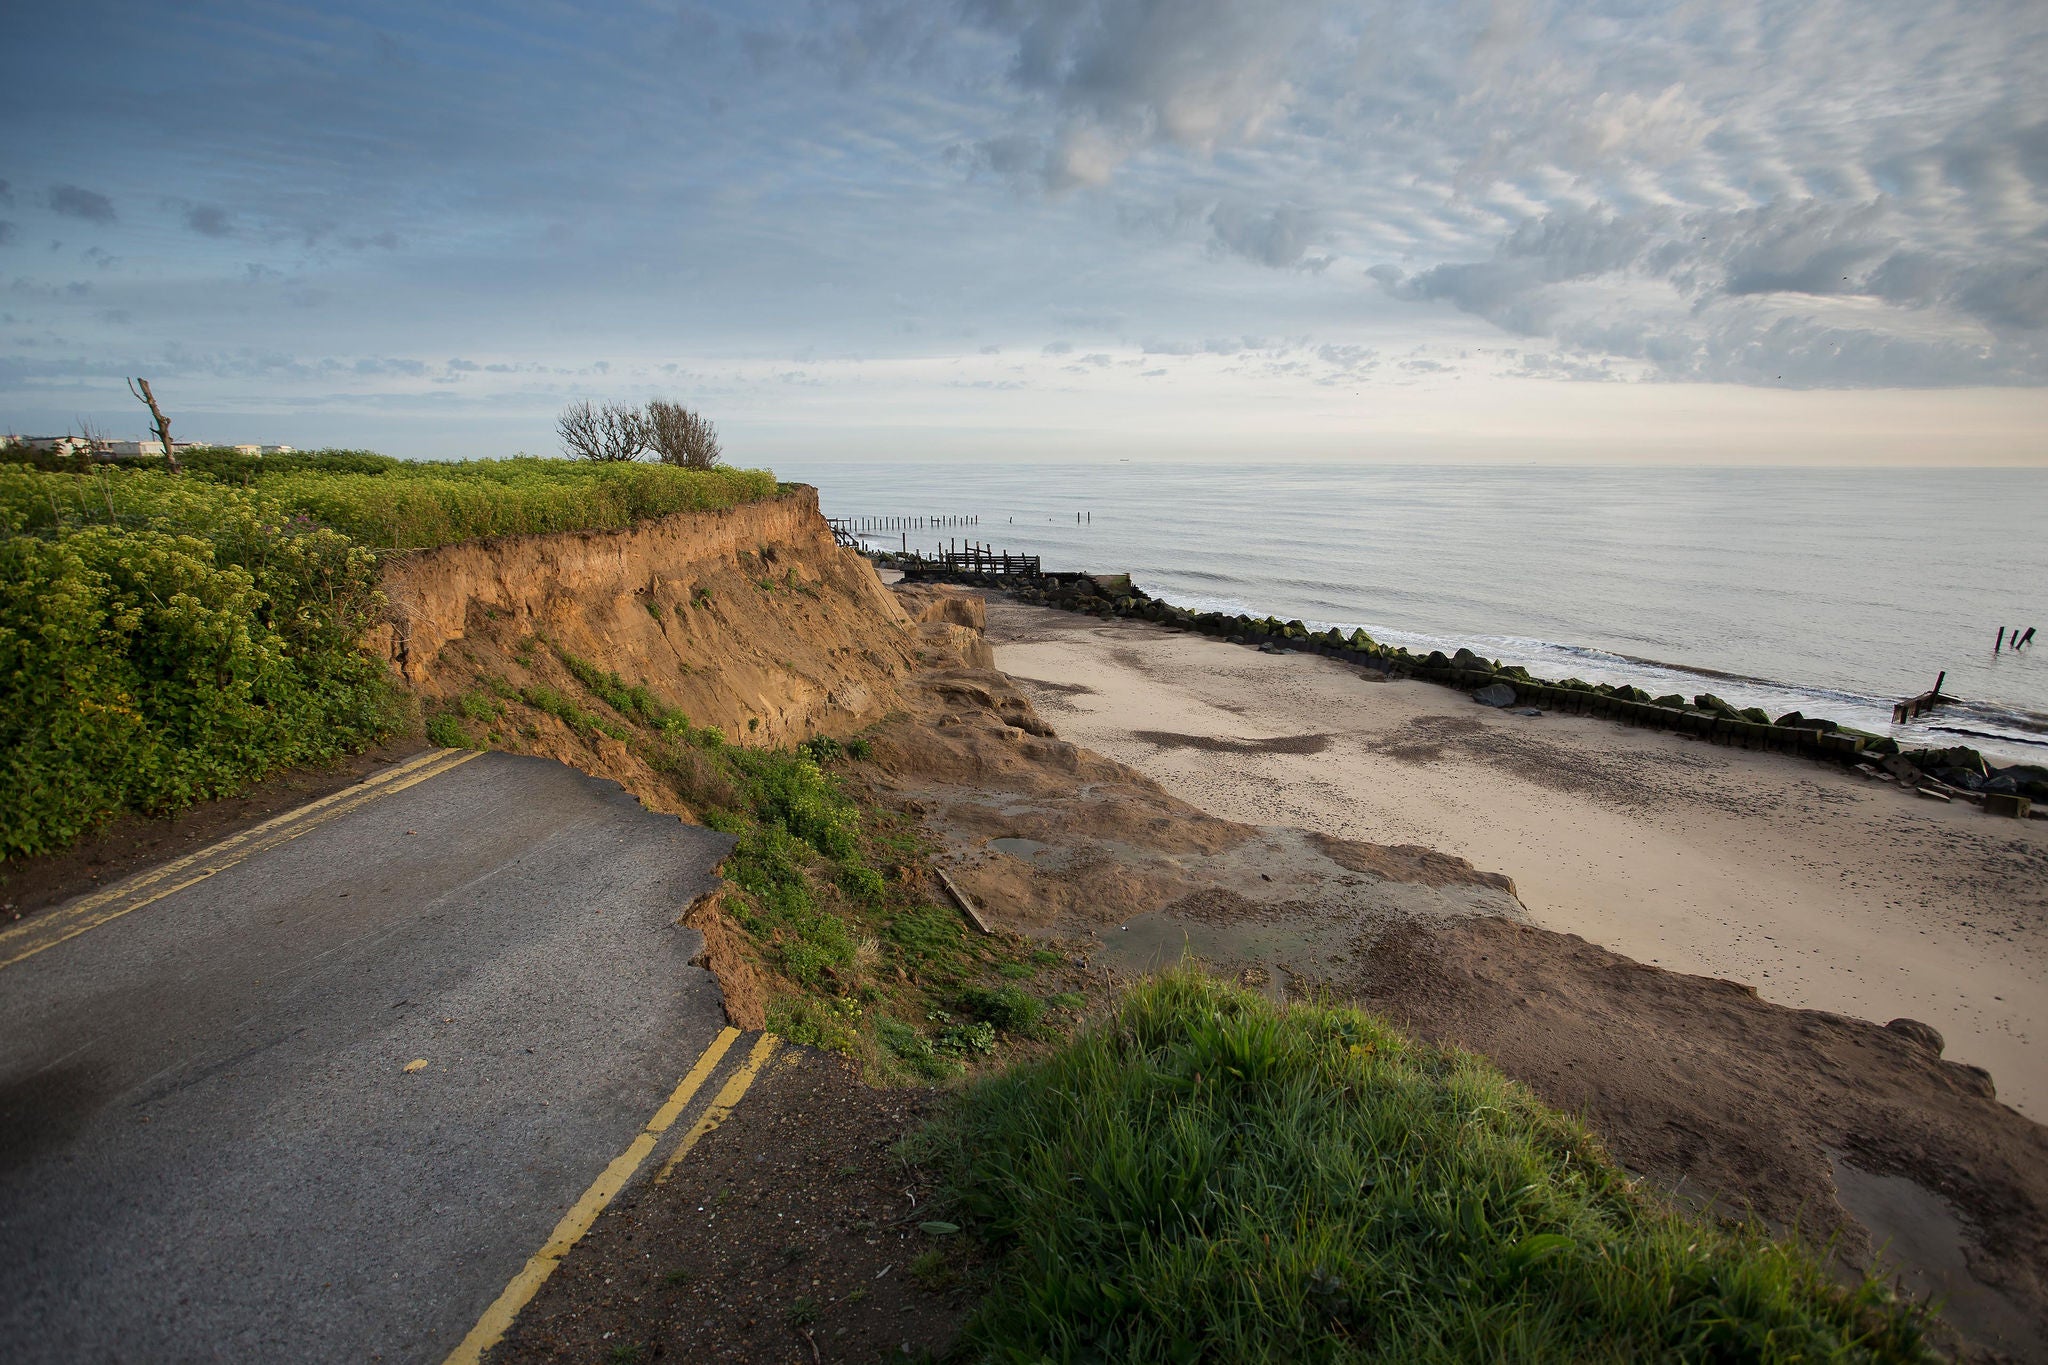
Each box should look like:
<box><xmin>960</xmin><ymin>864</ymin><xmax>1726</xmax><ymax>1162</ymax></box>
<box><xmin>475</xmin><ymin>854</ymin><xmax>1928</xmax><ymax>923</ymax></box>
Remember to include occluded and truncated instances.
<box><xmin>4</xmin><ymin>0</ymin><xmax>2046</xmax><ymax>462</ymax></box>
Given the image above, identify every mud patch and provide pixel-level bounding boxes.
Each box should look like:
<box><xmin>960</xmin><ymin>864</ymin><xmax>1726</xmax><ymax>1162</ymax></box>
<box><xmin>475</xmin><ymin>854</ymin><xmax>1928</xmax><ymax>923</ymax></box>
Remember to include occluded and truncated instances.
<box><xmin>493</xmin><ymin>1047</ymin><xmax>972</xmax><ymax>1364</ymax></box>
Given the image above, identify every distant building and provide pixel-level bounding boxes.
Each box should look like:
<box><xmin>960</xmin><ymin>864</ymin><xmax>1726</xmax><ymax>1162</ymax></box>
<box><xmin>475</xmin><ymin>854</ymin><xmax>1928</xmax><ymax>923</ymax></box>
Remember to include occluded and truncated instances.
<box><xmin>10</xmin><ymin>435</ymin><xmax>95</xmax><ymax>455</ymax></box>
<box><xmin>6</xmin><ymin>435</ymin><xmax>296</xmax><ymax>459</ymax></box>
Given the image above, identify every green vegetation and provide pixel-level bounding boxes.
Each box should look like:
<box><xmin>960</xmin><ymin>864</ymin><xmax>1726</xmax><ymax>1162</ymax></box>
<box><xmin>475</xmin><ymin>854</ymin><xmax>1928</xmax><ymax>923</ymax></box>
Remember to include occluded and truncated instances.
<box><xmin>914</xmin><ymin>970</ymin><xmax>1934</xmax><ymax>1365</ymax></box>
<box><xmin>1</xmin><ymin>451</ymin><xmax>776</xmax><ymax>551</ymax></box>
<box><xmin>0</xmin><ymin>469</ymin><xmax>403</xmax><ymax>859</ymax></box>
<box><xmin>0</xmin><ymin>452</ymin><xmax>781</xmax><ymax>862</ymax></box>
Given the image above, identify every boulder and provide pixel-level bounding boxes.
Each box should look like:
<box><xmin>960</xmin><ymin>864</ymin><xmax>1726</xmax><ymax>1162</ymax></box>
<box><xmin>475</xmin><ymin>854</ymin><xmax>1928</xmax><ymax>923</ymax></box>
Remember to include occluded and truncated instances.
<box><xmin>1908</xmin><ymin>746</ymin><xmax>1988</xmax><ymax>779</ymax></box>
<box><xmin>1695</xmin><ymin>693</ymin><xmax>1741</xmax><ymax>718</ymax></box>
<box><xmin>1739</xmin><ymin>707</ymin><xmax>1773</xmax><ymax>725</ymax></box>
<box><xmin>1452</xmin><ymin>647</ymin><xmax>1486</xmax><ymax>670</ymax></box>
<box><xmin>1473</xmin><ymin>682</ymin><xmax>1517</xmax><ymax>708</ymax></box>
<box><xmin>1936</xmin><ymin>767</ymin><xmax>1987</xmax><ymax>792</ymax></box>
<box><xmin>1885</xmin><ymin>1018</ymin><xmax>1945</xmax><ymax>1055</ymax></box>
<box><xmin>1657</xmin><ymin>694</ymin><xmax>1687</xmax><ymax>708</ymax></box>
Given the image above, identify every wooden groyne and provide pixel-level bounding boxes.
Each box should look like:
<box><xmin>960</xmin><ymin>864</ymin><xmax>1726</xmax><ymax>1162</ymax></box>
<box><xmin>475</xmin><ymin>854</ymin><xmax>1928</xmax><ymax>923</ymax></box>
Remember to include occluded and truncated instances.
<box><xmin>1892</xmin><ymin>673</ymin><xmax>1951</xmax><ymax>726</ymax></box>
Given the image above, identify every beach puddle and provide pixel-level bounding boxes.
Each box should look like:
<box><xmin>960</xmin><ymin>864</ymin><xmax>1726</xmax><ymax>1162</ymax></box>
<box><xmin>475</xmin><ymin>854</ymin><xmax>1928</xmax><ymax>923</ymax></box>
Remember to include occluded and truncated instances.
<box><xmin>1827</xmin><ymin>1151</ymin><xmax>2037</xmax><ymax>1354</ymax></box>
<box><xmin>988</xmin><ymin>835</ymin><xmax>1081</xmax><ymax>873</ymax></box>
<box><xmin>1095</xmin><ymin>908</ymin><xmax>1367</xmax><ymax>1002</ymax></box>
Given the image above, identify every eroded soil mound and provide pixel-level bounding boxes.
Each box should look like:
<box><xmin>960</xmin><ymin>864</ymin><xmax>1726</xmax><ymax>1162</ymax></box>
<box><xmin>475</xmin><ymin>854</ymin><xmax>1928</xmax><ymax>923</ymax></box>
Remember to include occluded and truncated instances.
<box><xmin>857</xmin><ymin>658</ymin><xmax>1520</xmax><ymax>935</ymax></box>
<box><xmin>374</xmin><ymin>487</ymin><xmax>918</xmax><ymax>751</ymax></box>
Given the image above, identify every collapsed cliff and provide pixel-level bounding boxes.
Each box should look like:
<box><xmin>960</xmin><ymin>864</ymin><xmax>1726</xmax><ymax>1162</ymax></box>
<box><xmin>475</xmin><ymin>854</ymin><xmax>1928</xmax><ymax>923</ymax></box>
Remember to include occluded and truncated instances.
<box><xmin>371</xmin><ymin>487</ymin><xmax>914</xmax><ymax>740</ymax></box>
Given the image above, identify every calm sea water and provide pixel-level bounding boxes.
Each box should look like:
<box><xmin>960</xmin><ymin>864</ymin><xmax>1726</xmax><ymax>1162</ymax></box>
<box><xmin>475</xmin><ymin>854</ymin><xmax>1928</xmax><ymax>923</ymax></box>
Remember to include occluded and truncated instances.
<box><xmin>777</xmin><ymin>461</ymin><xmax>2048</xmax><ymax>765</ymax></box>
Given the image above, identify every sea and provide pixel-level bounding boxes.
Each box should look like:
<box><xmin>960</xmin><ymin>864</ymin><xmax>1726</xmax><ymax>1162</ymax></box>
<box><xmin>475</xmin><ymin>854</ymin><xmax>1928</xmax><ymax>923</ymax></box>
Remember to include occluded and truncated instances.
<box><xmin>775</xmin><ymin>460</ymin><xmax>2048</xmax><ymax>767</ymax></box>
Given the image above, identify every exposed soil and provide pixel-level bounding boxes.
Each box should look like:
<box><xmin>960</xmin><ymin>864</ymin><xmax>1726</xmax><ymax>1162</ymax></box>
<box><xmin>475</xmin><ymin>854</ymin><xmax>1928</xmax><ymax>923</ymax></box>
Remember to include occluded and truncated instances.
<box><xmin>489</xmin><ymin>1047</ymin><xmax>974</xmax><ymax>1365</ymax></box>
<box><xmin>852</xmin><ymin>660</ymin><xmax>1518</xmax><ymax>939</ymax></box>
<box><xmin>1338</xmin><ymin>917</ymin><xmax>2048</xmax><ymax>1362</ymax></box>
<box><xmin>0</xmin><ymin>735</ymin><xmax>428</xmax><ymax>923</ymax></box>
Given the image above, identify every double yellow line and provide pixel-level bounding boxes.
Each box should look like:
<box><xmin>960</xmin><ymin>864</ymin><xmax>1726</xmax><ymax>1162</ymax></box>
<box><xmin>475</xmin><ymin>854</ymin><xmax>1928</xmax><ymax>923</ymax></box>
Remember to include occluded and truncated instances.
<box><xmin>444</xmin><ymin>1029</ymin><xmax>783</xmax><ymax>1365</ymax></box>
<box><xmin>0</xmin><ymin>747</ymin><xmax>483</xmax><ymax>972</ymax></box>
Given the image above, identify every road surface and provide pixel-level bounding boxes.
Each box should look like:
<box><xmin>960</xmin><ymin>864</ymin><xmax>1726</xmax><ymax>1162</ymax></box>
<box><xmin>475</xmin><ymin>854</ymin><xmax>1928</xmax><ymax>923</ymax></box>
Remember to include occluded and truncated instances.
<box><xmin>0</xmin><ymin>750</ymin><xmax>735</xmax><ymax>1362</ymax></box>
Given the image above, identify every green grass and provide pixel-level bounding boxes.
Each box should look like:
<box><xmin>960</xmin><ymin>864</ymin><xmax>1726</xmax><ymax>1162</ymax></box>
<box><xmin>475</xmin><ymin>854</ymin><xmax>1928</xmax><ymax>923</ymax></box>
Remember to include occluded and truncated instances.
<box><xmin>912</xmin><ymin>969</ymin><xmax>1936</xmax><ymax>1364</ymax></box>
<box><xmin>0</xmin><ymin>454</ymin><xmax>778</xmax><ymax>552</ymax></box>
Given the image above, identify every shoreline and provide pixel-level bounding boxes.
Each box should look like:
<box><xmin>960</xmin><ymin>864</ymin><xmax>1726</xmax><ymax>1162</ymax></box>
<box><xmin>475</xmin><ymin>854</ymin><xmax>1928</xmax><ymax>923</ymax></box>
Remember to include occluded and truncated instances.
<box><xmin>984</xmin><ymin>597</ymin><xmax>2048</xmax><ymax>1118</ymax></box>
<box><xmin>874</xmin><ymin>554</ymin><xmax>2048</xmax><ymax>769</ymax></box>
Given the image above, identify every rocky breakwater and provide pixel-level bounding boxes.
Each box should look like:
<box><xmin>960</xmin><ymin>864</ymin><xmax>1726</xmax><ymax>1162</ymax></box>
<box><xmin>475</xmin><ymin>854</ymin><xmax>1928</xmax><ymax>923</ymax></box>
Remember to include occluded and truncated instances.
<box><xmin>929</xmin><ymin>564</ymin><xmax>2048</xmax><ymax>820</ymax></box>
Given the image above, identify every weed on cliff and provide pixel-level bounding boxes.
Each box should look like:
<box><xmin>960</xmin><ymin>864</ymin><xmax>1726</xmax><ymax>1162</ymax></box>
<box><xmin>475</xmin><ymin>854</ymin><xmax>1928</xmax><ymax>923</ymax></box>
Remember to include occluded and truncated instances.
<box><xmin>912</xmin><ymin>968</ymin><xmax>1940</xmax><ymax>1364</ymax></box>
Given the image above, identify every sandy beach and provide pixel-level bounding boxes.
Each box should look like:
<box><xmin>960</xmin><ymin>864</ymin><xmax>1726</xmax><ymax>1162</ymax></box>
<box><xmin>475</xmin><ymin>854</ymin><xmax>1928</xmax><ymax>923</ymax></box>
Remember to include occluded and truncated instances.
<box><xmin>987</xmin><ymin>600</ymin><xmax>2048</xmax><ymax>1118</ymax></box>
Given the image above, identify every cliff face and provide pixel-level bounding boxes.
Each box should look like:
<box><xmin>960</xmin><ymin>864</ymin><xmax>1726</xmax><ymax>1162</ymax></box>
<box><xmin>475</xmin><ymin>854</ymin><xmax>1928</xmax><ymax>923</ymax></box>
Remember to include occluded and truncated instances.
<box><xmin>369</xmin><ymin>487</ymin><xmax>920</xmax><ymax>747</ymax></box>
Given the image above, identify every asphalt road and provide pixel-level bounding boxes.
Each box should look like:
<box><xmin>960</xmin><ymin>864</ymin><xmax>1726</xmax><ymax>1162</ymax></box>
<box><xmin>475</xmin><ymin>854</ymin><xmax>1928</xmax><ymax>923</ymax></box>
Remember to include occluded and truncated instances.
<box><xmin>0</xmin><ymin>751</ymin><xmax>734</xmax><ymax>1363</ymax></box>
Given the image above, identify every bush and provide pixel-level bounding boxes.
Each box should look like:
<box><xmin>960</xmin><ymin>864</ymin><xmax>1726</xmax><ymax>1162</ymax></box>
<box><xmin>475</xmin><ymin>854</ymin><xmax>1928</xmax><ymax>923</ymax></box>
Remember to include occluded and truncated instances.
<box><xmin>915</xmin><ymin>970</ymin><xmax>1936</xmax><ymax>1364</ymax></box>
<box><xmin>0</xmin><ymin>488</ymin><xmax>398</xmax><ymax>858</ymax></box>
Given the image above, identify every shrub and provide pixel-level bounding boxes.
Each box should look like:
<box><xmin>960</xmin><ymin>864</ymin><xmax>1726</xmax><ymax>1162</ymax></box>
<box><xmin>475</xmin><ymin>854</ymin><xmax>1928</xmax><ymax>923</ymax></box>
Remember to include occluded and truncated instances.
<box><xmin>0</xmin><ymin>478</ymin><xmax>401</xmax><ymax>858</ymax></box>
<box><xmin>425</xmin><ymin>713</ymin><xmax>472</xmax><ymax>748</ymax></box>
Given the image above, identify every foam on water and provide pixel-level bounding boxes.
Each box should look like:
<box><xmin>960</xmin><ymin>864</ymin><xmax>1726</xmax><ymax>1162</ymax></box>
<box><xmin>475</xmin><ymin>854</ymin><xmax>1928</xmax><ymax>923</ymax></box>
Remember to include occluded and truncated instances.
<box><xmin>796</xmin><ymin>460</ymin><xmax>2048</xmax><ymax>765</ymax></box>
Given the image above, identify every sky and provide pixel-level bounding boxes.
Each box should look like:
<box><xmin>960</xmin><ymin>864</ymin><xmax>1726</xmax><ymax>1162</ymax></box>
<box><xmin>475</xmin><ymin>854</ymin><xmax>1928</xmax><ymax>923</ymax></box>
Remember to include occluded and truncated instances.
<box><xmin>3</xmin><ymin>0</ymin><xmax>2047</xmax><ymax>464</ymax></box>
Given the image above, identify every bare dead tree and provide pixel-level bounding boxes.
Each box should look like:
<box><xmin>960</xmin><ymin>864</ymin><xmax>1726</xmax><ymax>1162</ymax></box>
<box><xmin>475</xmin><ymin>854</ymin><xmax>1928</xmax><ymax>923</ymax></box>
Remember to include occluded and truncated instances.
<box><xmin>126</xmin><ymin>378</ymin><xmax>179</xmax><ymax>472</ymax></box>
<box><xmin>644</xmin><ymin>399</ymin><xmax>722</xmax><ymax>469</ymax></box>
<box><xmin>557</xmin><ymin>399</ymin><xmax>651</xmax><ymax>462</ymax></box>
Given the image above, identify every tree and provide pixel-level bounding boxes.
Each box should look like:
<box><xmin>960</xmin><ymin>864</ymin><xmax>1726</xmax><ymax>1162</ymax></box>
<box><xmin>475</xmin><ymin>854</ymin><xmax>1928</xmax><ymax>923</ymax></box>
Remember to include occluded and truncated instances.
<box><xmin>644</xmin><ymin>399</ymin><xmax>722</xmax><ymax>469</ymax></box>
<box><xmin>557</xmin><ymin>399</ymin><xmax>650</xmax><ymax>462</ymax></box>
<box><xmin>126</xmin><ymin>378</ymin><xmax>179</xmax><ymax>472</ymax></box>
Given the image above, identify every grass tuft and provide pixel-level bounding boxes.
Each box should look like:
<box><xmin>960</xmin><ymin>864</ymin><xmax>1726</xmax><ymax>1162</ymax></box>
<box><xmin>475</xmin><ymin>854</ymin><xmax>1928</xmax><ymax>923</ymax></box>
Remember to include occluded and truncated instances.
<box><xmin>912</xmin><ymin>968</ymin><xmax>1938</xmax><ymax>1364</ymax></box>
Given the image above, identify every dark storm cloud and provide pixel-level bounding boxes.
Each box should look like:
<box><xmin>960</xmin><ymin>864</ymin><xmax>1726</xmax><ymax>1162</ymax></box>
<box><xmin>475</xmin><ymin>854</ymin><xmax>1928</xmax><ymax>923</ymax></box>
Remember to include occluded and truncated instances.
<box><xmin>184</xmin><ymin>204</ymin><xmax>233</xmax><ymax>237</ymax></box>
<box><xmin>48</xmin><ymin>185</ymin><xmax>116</xmax><ymax>224</ymax></box>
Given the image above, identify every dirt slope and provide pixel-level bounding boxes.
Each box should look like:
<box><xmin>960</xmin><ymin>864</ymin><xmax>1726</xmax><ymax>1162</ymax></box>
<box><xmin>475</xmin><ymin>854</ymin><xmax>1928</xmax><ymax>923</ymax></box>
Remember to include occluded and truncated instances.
<box><xmin>370</xmin><ymin>487</ymin><xmax>917</xmax><ymax>749</ymax></box>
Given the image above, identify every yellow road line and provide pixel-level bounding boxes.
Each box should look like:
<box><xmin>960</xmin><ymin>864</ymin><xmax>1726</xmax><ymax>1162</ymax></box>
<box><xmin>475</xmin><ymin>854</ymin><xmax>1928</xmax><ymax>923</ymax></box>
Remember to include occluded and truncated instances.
<box><xmin>653</xmin><ymin>1032</ymin><xmax>782</xmax><ymax>1186</ymax></box>
<box><xmin>442</xmin><ymin>1027</ymin><xmax>750</xmax><ymax>1365</ymax></box>
<box><xmin>0</xmin><ymin>748</ymin><xmax>483</xmax><ymax>972</ymax></box>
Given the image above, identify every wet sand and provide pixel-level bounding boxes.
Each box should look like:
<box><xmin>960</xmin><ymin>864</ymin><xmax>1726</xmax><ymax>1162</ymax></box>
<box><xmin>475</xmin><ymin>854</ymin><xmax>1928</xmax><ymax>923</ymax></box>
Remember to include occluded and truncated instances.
<box><xmin>988</xmin><ymin>600</ymin><xmax>2048</xmax><ymax>1118</ymax></box>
